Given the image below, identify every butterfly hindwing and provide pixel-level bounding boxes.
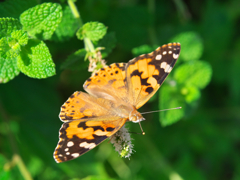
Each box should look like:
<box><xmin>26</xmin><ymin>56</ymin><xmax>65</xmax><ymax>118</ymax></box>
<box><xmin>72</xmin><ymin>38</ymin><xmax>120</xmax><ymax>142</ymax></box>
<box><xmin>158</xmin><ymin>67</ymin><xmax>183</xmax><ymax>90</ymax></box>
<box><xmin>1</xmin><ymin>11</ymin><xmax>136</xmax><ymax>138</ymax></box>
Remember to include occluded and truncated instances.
<box><xmin>54</xmin><ymin>117</ymin><xmax>127</xmax><ymax>163</ymax></box>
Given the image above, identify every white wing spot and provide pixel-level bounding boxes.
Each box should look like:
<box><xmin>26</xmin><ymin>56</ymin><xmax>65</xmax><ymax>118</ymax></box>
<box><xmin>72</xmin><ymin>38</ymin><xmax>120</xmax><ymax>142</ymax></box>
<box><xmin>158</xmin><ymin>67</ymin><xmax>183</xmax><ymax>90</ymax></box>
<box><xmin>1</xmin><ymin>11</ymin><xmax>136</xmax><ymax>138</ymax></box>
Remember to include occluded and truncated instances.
<box><xmin>169</xmin><ymin>51</ymin><xmax>172</xmax><ymax>54</ymax></box>
<box><xmin>71</xmin><ymin>153</ymin><xmax>79</xmax><ymax>158</ymax></box>
<box><xmin>160</xmin><ymin>62</ymin><xmax>167</xmax><ymax>69</ymax></box>
<box><xmin>162</xmin><ymin>51</ymin><xmax>167</xmax><ymax>55</ymax></box>
<box><xmin>79</xmin><ymin>142</ymin><xmax>96</xmax><ymax>149</ymax></box>
<box><xmin>155</xmin><ymin>54</ymin><xmax>162</xmax><ymax>60</ymax></box>
<box><xmin>173</xmin><ymin>53</ymin><xmax>179</xmax><ymax>59</ymax></box>
<box><xmin>165</xmin><ymin>65</ymin><xmax>173</xmax><ymax>73</ymax></box>
<box><xmin>66</xmin><ymin>152</ymin><xmax>70</xmax><ymax>155</ymax></box>
<box><xmin>65</xmin><ymin>148</ymin><xmax>69</xmax><ymax>152</ymax></box>
<box><xmin>58</xmin><ymin>154</ymin><xmax>63</xmax><ymax>157</ymax></box>
<box><xmin>67</xmin><ymin>141</ymin><xmax>74</xmax><ymax>147</ymax></box>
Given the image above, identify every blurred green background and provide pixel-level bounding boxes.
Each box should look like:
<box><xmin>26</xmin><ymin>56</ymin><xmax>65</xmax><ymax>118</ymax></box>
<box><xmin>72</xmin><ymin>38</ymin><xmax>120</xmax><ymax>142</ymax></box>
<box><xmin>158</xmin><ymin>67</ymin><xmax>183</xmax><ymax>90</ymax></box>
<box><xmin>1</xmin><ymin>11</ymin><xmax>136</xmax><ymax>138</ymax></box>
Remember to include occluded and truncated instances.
<box><xmin>1</xmin><ymin>0</ymin><xmax>240</xmax><ymax>179</ymax></box>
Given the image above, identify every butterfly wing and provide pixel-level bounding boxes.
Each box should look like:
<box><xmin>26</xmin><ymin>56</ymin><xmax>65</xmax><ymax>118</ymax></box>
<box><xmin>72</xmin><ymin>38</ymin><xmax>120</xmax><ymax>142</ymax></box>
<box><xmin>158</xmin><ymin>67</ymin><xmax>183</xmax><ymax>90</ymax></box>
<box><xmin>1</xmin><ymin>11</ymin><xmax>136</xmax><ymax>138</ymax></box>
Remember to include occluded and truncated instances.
<box><xmin>125</xmin><ymin>43</ymin><xmax>181</xmax><ymax>109</ymax></box>
<box><xmin>54</xmin><ymin>117</ymin><xmax>127</xmax><ymax>163</ymax></box>
<box><xmin>59</xmin><ymin>91</ymin><xmax>119</xmax><ymax>122</ymax></box>
<box><xmin>55</xmin><ymin>91</ymin><xmax>129</xmax><ymax>162</ymax></box>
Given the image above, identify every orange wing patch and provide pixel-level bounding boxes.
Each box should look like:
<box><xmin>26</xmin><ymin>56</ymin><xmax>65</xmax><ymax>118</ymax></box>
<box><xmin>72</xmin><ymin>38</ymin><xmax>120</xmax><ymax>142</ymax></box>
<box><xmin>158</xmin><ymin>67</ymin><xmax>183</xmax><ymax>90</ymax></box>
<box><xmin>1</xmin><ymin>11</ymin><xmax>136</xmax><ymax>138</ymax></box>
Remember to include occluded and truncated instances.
<box><xmin>83</xmin><ymin>63</ymin><xmax>130</xmax><ymax>103</ymax></box>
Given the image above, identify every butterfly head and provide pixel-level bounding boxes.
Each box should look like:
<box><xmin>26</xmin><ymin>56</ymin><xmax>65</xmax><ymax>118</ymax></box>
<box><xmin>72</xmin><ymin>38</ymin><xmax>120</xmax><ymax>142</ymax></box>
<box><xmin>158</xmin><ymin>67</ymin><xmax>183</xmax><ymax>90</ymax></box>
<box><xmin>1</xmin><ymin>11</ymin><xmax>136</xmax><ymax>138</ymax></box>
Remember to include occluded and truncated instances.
<box><xmin>129</xmin><ymin>109</ymin><xmax>145</xmax><ymax>123</ymax></box>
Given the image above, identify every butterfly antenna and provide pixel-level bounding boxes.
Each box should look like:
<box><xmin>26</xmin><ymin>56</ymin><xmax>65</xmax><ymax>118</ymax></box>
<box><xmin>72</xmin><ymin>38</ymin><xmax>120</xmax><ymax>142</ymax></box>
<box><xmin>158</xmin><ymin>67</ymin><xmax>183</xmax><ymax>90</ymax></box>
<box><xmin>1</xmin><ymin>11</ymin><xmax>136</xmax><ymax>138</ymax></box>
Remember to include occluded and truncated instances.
<box><xmin>141</xmin><ymin>107</ymin><xmax>182</xmax><ymax>115</ymax></box>
<box><xmin>138</xmin><ymin>121</ymin><xmax>145</xmax><ymax>135</ymax></box>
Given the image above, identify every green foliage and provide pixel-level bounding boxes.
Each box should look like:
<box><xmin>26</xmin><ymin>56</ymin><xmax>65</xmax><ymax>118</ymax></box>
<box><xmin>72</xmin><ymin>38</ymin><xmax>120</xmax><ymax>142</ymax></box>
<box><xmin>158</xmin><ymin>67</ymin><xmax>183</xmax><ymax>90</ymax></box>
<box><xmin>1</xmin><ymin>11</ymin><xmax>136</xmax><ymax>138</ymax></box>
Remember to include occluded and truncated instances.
<box><xmin>20</xmin><ymin>3</ymin><xmax>62</xmax><ymax>40</ymax></box>
<box><xmin>0</xmin><ymin>0</ymin><xmax>38</xmax><ymax>18</ymax></box>
<box><xmin>52</xmin><ymin>5</ymin><xmax>79</xmax><ymax>41</ymax></box>
<box><xmin>17</xmin><ymin>40</ymin><xmax>55</xmax><ymax>78</ymax></box>
<box><xmin>174</xmin><ymin>61</ymin><xmax>212</xmax><ymax>89</ymax></box>
<box><xmin>97</xmin><ymin>32</ymin><xmax>117</xmax><ymax>58</ymax></box>
<box><xmin>172</xmin><ymin>31</ymin><xmax>204</xmax><ymax>61</ymax></box>
<box><xmin>60</xmin><ymin>48</ymin><xmax>87</xmax><ymax>70</ymax></box>
<box><xmin>159</xmin><ymin>32</ymin><xmax>212</xmax><ymax>126</ymax></box>
<box><xmin>77</xmin><ymin>22</ymin><xmax>107</xmax><ymax>41</ymax></box>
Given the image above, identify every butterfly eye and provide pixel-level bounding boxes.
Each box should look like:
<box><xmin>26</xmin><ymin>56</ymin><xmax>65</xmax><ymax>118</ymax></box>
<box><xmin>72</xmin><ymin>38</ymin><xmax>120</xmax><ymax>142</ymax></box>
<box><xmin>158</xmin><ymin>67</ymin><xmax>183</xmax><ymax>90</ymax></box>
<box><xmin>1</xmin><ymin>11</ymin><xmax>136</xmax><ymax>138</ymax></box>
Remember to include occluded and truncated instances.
<box><xmin>130</xmin><ymin>114</ymin><xmax>137</xmax><ymax>121</ymax></box>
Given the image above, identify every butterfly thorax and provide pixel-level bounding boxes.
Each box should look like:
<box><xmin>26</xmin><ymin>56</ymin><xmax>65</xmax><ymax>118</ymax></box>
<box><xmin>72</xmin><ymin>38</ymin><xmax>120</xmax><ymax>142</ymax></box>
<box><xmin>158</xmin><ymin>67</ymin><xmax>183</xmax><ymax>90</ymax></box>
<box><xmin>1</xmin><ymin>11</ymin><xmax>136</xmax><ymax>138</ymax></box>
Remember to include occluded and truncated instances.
<box><xmin>129</xmin><ymin>108</ymin><xmax>144</xmax><ymax>123</ymax></box>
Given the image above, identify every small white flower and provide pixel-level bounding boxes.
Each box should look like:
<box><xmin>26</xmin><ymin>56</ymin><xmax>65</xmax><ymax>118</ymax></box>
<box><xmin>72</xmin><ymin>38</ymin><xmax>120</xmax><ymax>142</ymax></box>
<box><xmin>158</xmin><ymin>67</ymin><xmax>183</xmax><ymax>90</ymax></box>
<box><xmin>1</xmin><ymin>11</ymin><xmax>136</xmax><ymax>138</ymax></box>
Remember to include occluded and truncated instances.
<box><xmin>110</xmin><ymin>125</ymin><xmax>134</xmax><ymax>159</ymax></box>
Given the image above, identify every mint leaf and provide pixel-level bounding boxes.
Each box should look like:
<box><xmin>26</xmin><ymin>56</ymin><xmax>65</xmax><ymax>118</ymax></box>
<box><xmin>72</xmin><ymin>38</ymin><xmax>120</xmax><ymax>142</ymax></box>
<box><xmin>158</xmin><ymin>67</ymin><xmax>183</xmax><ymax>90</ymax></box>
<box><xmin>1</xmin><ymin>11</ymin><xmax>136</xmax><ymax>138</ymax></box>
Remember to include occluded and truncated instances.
<box><xmin>0</xmin><ymin>56</ymin><xmax>20</xmax><ymax>83</ymax></box>
<box><xmin>0</xmin><ymin>18</ymin><xmax>22</xmax><ymax>38</ymax></box>
<box><xmin>159</xmin><ymin>85</ymin><xmax>184</xmax><ymax>126</ymax></box>
<box><xmin>61</xmin><ymin>49</ymin><xmax>87</xmax><ymax>70</ymax></box>
<box><xmin>0</xmin><ymin>0</ymin><xmax>38</xmax><ymax>18</ymax></box>
<box><xmin>172</xmin><ymin>31</ymin><xmax>203</xmax><ymax>61</ymax></box>
<box><xmin>77</xmin><ymin>22</ymin><xmax>107</xmax><ymax>41</ymax></box>
<box><xmin>174</xmin><ymin>61</ymin><xmax>212</xmax><ymax>89</ymax></box>
<box><xmin>52</xmin><ymin>5</ymin><xmax>79</xmax><ymax>42</ymax></box>
<box><xmin>17</xmin><ymin>40</ymin><xmax>55</xmax><ymax>78</ymax></box>
<box><xmin>11</xmin><ymin>30</ymin><xmax>28</xmax><ymax>46</ymax></box>
<box><xmin>20</xmin><ymin>3</ymin><xmax>62</xmax><ymax>40</ymax></box>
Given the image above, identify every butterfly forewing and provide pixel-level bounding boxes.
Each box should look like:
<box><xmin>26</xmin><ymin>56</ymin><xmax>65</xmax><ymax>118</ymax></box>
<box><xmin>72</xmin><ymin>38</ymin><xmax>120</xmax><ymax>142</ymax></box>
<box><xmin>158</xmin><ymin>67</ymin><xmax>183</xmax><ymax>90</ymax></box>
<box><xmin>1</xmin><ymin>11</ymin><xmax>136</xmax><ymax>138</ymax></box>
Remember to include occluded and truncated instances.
<box><xmin>126</xmin><ymin>43</ymin><xmax>181</xmax><ymax>109</ymax></box>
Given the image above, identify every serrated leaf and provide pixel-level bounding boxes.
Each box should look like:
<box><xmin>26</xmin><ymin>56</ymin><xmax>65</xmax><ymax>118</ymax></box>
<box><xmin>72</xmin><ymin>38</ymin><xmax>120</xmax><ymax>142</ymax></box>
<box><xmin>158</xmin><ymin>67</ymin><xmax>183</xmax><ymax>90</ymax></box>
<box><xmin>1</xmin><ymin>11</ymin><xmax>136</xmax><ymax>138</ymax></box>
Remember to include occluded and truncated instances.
<box><xmin>172</xmin><ymin>31</ymin><xmax>203</xmax><ymax>61</ymax></box>
<box><xmin>52</xmin><ymin>5</ymin><xmax>79</xmax><ymax>42</ymax></box>
<box><xmin>97</xmin><ymin>32</ymin><xmax>116</xmax><ymax>58</ymax></box>
<box><xmin>20</xmin><ymin>3</ymin><xmax>62</xmax><ymax>40</ymax></box>
<box><xmin>0</xmin><ymin>18</ymin><xmax>22</xmax><ymax>38</ymax></box>
<box><xmin>17</xmin><ymin>40</ymin><xmax>55</xmax><ymax>78</ymax></box>
<box><xmin>159</xmin><ymin>85</ymin><xmax>184</xmax><ymax>126</ymax></box>
<box><xmin>0</xmin><ymin>56</ymin><xmax>20</xmax><ymax>83</ymax></box>
<box><xmin>0</xmin><ymin>0</ymin><xmax>38</xmax><ymax>18</ymax></box>
<box><xmin>174</xmin><ymin>61</ymin><xmax>212</xmax><ymax>89</ymax></box>
<box><xmin>77</xmin><ymin>22</ymin><xmax>107</xmax><ymax>41</ymax></box>
<box><xmin>11</xmin><ymin>30</ymin><xmax>28</xmax><ymax>46</ymax></box>
<box><xmin>60</xmin><ymin>49</ymin><xmax>88</xmax><ymax>70</ymax></box>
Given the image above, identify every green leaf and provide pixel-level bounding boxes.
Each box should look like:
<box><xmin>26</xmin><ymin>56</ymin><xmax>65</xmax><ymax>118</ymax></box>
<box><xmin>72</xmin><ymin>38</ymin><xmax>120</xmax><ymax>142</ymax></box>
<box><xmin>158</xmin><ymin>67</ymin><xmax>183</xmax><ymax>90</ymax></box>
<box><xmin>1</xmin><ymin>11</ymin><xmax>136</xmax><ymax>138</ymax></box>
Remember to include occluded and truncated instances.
<box><xmin>17</xmin><ymin>39</ymin><xmax>56</xmax><ymax>78</ymax></box>
<box><xmin>11</xmin><ymin>30</ymin><xmax>28</xmax><ymax>46</ymax></box>
<box><xmin>20</xmin><ymin>3</ymin><xmax>62</xmax><ymax>40</ymax></box>
<box><xmin>60</xmin><ymin>48</ymin><xmax>88</xmax><ymax>70</ymax></box>
<box><xmin>159</xmin><ymin>85</ymin><xmax>184</xmax><ymax>126</ymax></box>
<box><xmin>132</xmin><ymin>44</ymin><xmax>155</xmax><ymax>56</ymax></box>
<box><xmin>0</xmin><ymin>18</ymin><xmax>22</xmax><ymax>38</ymax></box>
<box><xmin>52</xmin><ymin>5</ymin><xmax>79</xmax><ymax>42</ymax></box>
<box><xmin>0</xmin><ymin>0</ymin><xmax>38</xmax><ymax>18</ymax></box>
<box><xmin>77</xmin><ymin>22</ymin><xmax>107</xmax><ymax>41</ymax></box>
<box><xmin>174</xmin><ymin>61</ymin><xmax>212</xmax><ymax>89</ymax></box>
<box><xmin>0</xmin><ymin>56</ymin><xmax>20</xmax><ymax>83</ymax></box>
<box><xmin>172</xmin><ymin>31</ymin><xmax>203</xmax><ymax>61</ymax></box>
<box><xmin>181</xmin><ymin>85</ymin><xmax>201</xmax><ymax>103</ymax></box>
<box><xmin>97</xmin><ymin>32</ymin><xmax>117</xmax><ymax>58</ymax></box>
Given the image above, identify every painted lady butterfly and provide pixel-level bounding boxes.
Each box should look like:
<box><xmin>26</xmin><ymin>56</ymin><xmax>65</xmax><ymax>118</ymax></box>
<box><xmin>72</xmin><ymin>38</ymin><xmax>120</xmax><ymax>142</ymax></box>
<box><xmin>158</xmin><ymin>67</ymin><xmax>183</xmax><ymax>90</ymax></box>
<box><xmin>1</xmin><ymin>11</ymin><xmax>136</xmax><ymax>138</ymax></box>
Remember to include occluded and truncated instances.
<box><xmin>54</xmin><ymin>43</ymin><xmax>181</xmax><ymax>163</ymax></box>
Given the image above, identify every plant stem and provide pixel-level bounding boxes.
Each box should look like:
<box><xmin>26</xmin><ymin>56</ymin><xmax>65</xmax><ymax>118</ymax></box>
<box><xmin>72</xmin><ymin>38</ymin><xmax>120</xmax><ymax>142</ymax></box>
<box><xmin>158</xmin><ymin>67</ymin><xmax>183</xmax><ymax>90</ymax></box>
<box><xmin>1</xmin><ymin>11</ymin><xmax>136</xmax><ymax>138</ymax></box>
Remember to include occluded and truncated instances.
<box><xmin>68</xmin><ymin>0</ymin><xmax>83</xmax><ymax>27</ymax></box>
<box><xmin>68</xmin><ymin>0</ymin><xmax>95</xmax><ymax>55</ymax></box>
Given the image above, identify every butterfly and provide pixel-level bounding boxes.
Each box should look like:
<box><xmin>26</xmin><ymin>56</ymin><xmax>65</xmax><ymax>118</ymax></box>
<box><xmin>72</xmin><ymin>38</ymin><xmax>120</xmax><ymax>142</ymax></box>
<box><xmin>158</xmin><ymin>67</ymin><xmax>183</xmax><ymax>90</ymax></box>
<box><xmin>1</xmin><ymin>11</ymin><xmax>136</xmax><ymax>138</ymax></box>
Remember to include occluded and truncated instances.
<box><xmin>54</xmin><ymin>43</ymin><xmax>181</xmax><ymax>163</ymax></box>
